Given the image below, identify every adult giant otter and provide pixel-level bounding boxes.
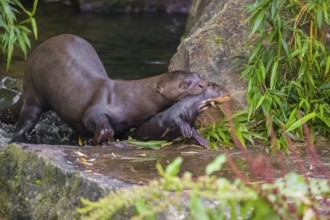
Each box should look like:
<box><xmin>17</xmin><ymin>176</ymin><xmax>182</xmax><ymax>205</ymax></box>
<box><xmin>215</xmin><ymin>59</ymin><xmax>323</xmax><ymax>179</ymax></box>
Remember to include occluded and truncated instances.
<box><xmin>1</xmin><ymin>34</ymin><xmax>208</xmax><ymax>145</ymax></box>
<box><xmin>129</xmin><ymin>82</ymin><xmax>230</xmax><ymax>148</ymax></box>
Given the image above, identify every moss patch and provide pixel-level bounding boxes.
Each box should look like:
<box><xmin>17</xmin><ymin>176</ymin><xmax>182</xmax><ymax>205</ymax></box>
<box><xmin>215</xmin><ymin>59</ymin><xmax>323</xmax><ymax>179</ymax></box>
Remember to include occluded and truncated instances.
<box><xmin>0</xmin><ymin>144</ymin><xmax>107</xmax><ymax>219</ymax></box>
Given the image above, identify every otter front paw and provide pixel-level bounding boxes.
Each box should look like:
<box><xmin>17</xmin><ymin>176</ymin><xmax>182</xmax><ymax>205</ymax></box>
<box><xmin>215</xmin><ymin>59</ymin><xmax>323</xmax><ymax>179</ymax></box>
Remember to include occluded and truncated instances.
<box><xmin>92</xmin><ymin>122</ymin><xmax>115</xmax><ymax>145</ymax></box>
<box><xmin>191</xmin><ymin>128</ymin><xmax>208</xmax><ymax>148</ymax></box>
<box><xmin>180</xmin><ymin>124</ymin><xmax>193</xmax><ymax>138</ymax></box>
<box><xmin>193</xmin><ymin>134</ymin><xmax>209</xmax><ymax>148</ymax></box>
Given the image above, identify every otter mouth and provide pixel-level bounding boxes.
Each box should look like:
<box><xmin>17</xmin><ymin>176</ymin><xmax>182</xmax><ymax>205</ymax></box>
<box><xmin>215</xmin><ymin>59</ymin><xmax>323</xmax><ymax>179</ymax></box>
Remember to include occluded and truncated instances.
<box><xmin>197</xmin><ymin>95</ymin><xmax>231</xmax><ymax>112</ymax></box>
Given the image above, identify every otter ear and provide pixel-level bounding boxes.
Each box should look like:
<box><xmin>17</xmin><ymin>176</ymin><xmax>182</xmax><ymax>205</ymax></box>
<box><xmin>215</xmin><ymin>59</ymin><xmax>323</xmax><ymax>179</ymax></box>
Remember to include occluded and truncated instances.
<box><xmin>179</xmin><ymin>80</ymin><xmax>192</xmax><ymax>89</ymax></box>
<box><xmin>157</xmin><ymin>85</ymin><xmax>164</xmax><ymax>95</ymax></box>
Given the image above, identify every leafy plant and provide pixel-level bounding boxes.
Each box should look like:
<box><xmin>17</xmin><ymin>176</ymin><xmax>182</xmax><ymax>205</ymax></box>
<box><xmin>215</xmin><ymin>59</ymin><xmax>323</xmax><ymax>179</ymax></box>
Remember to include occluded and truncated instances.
<box><xmin>78</xmin><ymin>155</ymin><xmax>330</xmax><ymax>219</ymax></box>
<box><xmin>203</xmin><ymin>0</ymin><xmax>329</xmax><ymax>150</ymax></box>
<box><xmin>0</xmin><ymin>0</ymin><xmax>38</xmax><ymax>69</ymax></box>
<box><xmin>241</xmin><ymin>0</ymin><xmax>330</xmax><ymax>149</ymax></box>
<box><xmin>200</xmin><ymin>108</ymin><xmax>267</xmax><ymax>149</ymax></box>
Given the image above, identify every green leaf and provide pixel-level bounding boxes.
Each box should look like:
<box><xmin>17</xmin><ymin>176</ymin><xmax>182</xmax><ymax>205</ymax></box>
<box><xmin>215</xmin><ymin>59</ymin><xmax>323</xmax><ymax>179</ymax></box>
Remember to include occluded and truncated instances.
<box><xmin>255</xmin><ymin>95</ymin><xmax>265</xmax><ymax>110</ymax></box>
<box><xmin>205</xmin><ymin>154</ymin><xmax>226</xmax><ymax>176</ymax></box>
<box><xmin>31</xmin><ymin>17</ymin><xmax>37</xmax><ymax>39</ymax></box>
<box><xmin>135</xmin><ymin>201</ymin><xmax>156</xmax><ymax>220</ymax></box>
<box><xmin>165</xmin><ymin>157</ymin><xmax>183</xmax><ymax>177</ymax></box>
<box><xmin>15</xmin><ymin>28</ymin><xmax>27</xmax><ymax>58</ymax></box>
<box><xmin>127</xmin><ymin>140</ymin><xmax>170</xmax><ymax>150</ymax></box>
<box><xmin>248</xmin><ymin>44</ymin><xmax>262</xmax><ymax>64</ymax></box>
<box><xmin>189</xmin><ymin>194</ymin><xmax>209</xmax><ymax>220</ymax></box>
<box><xmin>270</xmin><ymin>61</ymin><xmax>278</xmax><ymax>89</ymax></box>
<box><xmin>250</xmin><ymin>9</ymin><xmax>267</xmax><ymax>35</ymax></box>
<box><xmin>271</xmin><ymin>0</ymin><xmax>277</xmax><ymax>18</ymax></box>
<box><xmin>32</xmin><ymin>0</ymin><xmax>38</xmax><ymax>15</ymax></box>
<box><xmin>316</xmin><ymin>9</ymin><xmax>323</xmax><ymax>28</ymax></box>
<box><xmin>325</xmin><ymin>55</ymin><xmax>330</xmax><ymax>76</ymax></box>
<box><xmin>286</xmin><ymin>113</ymin><xmax>316</xmax><ymax>133</ymax></box>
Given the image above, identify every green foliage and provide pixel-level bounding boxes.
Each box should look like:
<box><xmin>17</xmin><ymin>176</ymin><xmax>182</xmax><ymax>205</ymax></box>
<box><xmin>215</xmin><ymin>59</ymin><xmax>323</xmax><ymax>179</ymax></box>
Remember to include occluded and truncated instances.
<box><xmin>78</xmin><ymin>155</ymin><xmax>330</xmax><ymax>219</ymax></box>
<box><xmin>200</xmin><ymin>109</ymin><xmax>267</xmax><ymax>149</ymax></box>
<box><xmin>127</xmin><ymin>140</ymin><xmax>172</xmax><ymax>150</ymax></box>
<box><xmin>0</xmin><ymin>0</ymin><xmax>38</xmax><ymax>69</ymax></box>
<box><xmin>241</xmin><ymin>0</ymin><xmax>330</xmax><ymax>149</ymax></box>
<box><xmin>203</xmin><ymin>0</ymin><xmax>330</xmax><ymax>150</ymax></box>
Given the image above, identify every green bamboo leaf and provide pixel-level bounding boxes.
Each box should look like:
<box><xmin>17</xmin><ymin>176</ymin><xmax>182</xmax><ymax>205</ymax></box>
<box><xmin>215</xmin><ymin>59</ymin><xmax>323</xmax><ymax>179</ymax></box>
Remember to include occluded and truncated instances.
<box><xmin>317</xmin><ymin>115</ymin><xmax>330</xmax><ymax>128</ymax></box>
<box><xmin>15</xmin><ymin>27</ymin><xmax>28</xmax><ymax>58</ymax></box>
<box><xmin>248</xmin><ymin>44</ymin><xmax>262</xmax><ymax>63</ymax></box>
<box><xmin>286</xmin><ymin>113</ymin><xmax>316</xmax><ymax>133</ymax></box>
<box><xmin>260</xmin><ymin>63</ymin><xmax>266</xmax><ymax>82</ymax></box>
<box><xmin>250</xmin><ymin>9</ymin><xmax>267</xmax><ymax>35</ymax></box>
<box><xmin>255</xmin><ymin>95</ymin><xmax>265</xmax><ymax>110</ymax></box>
<box><xmin>325</xmin><ymin>55</ymin><xmax>330</xmax><ymax>76</ymax></box>
<box><xmin>319</xmin><ymin>104</ymin><xmax>325</xmax><ymax>119</ymax></box>
<box><xmin>271</xmin><ymin>0</ymin><xmax>277</xmax><ymax>18</ymax></box>
<box><xmin>319</xmin><ymin>83</ymin><xmax>330</xmax><ymax>90</ymax></box>
<box><xmin>32</xmin><ymin>0</ymin><xmax>38</xmax><ymax>15</ymax></box>
<box><xmin>270</xmin><ymin>61</ymin><xmax>278</xmax><ymax>89</ymax></box>
<box><xmin>301</xmin><ymin>40</ymin><xmax>309</xmax><ymax>58</ymax></box>
<box><xmin>316</xmin><ymin>9</ymin><xmax>323</xmax><ymax>28</ymax></box>
<box><xmin>6</xmin><ymin>27</ymin><xmax>16</xmax><ymax>69</ymax></box>
<box><xmin>31</xmin><ymin>18</ymin><xmax>37</xmax><ymax>39</ymax></box>
<box><xmin>243</xmin><ymin>133</ymin><xmax>254</xmax><ymax>145</ymax></box>
<box><xmin>323</xmin><ymin>3</ymin><xmax>329</xmax><ymax>23</ymax></box>
<box><xmin>281</xmin><ymin>37</ymin><xmax>290</xmax><ymax>59</ymax></box>
<box><xmin>234</xmin><ymin>126</ymin><xmax>246</xmax><ymax>149</ymax></box>
<box><xmin>12</xmin><ymin>0</ymin><xmax>31</xmax><ymax>16</ymax></box>
<box><xmin>22</xmin><ymin>33</ymin><xmax>31</xmax><ymax>48</ymax></box>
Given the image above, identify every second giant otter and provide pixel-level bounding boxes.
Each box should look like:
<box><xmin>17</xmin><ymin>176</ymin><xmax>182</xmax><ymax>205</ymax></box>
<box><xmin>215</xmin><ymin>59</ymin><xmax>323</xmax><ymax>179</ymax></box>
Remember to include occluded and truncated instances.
<box><xmin>129</xmin><ymin>82</ymin><xmax>230</xmax><ymax>148</ymax></box>
<box><xmin>5</xmin><ymin>34</ymin><xmax>207</xmax><ymax>144</ymax></box>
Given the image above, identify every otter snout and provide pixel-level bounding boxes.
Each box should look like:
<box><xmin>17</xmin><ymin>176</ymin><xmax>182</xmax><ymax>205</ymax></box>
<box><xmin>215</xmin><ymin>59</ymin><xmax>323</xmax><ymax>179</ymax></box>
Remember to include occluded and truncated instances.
<box><xmin>198</xmin><ymin>79</ymin><xmax>208</xmax><ymax>90</ymax></box>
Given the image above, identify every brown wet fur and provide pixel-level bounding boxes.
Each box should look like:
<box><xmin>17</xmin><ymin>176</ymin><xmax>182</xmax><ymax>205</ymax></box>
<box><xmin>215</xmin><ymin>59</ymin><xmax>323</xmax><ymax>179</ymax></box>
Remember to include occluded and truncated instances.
<box><xmin>9</xmin><ymin>34</ymin><xmax>208</xmax><ymax>145</ymax></box>
<box><xmin>130</xmin><ymin>82</ymin><xmax>229</xmax><ymax>148</ymax></box>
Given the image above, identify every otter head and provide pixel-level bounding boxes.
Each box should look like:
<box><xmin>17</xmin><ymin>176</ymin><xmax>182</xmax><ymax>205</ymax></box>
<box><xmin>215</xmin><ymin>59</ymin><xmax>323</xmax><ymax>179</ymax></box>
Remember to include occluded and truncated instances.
<box><xmin>157</xmin><ymin>70</ymin><xmax>208</xmax><ymax>101</ymax></box>
<box><xmin>198</xmin><ymin>82</ymin><xmax>230</xmax><ymax>112</ymax></box>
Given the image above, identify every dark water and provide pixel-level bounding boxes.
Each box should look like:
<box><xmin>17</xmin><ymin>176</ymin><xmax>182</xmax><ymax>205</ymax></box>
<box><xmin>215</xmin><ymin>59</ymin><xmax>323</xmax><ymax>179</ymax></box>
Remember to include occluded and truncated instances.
<box><xmin>0</xmin><ymin>2</ymin><xmax>187</xmax><ymax>146</ymax></box>
<box><xmin>35</xmin><ymin>2</ymin><xmax>187</xmax><ymax>79</ymax></box>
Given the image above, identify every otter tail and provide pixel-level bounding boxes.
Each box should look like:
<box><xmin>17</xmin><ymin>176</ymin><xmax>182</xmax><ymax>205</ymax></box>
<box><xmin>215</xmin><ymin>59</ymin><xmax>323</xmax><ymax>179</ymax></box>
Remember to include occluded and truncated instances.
<box><xmin>0</xmin><ymin>98</ymin><xmax>22</xmax><ymax>124</ymax></box>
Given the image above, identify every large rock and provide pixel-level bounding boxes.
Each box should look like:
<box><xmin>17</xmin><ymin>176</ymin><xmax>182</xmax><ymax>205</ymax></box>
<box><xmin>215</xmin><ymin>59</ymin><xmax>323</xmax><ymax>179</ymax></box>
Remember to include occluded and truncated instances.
<box><xmin>0</xmin><ymin>144</ymin><xmax>131</xmax><ymax>219</ymax></box>
<box><xmin>169</xmin><ymin>0</ymin><xmax>251</xmax><ymax>115</ymax></box>
<box><xmin>0</xmin><ymin>140</ymin><xmax>329</xmax><ymax>218</ymax></box>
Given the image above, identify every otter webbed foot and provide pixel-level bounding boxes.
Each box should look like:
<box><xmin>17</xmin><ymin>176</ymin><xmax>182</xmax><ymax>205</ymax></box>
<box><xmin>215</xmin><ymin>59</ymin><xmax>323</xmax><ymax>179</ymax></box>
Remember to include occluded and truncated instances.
<box><xmin>92</xmin><ymin>122</ymin><xmax>115</xmax><ymax>145</ymax></box>
<box><xmin>192</xmin><ymin>128</ymin><xmax>209</xmax><ymax>148</ymax></box>
<box><xmin>179</xmin><ymin>123</ymin><xmax>193</xmax><ymax>138</ymax></box>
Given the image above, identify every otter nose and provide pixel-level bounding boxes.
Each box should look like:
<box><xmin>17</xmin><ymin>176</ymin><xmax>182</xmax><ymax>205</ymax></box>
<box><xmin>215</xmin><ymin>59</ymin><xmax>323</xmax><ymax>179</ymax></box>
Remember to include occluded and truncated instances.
<box><xmin>199</xmin><ymin>80</ymin><xmax>208</xmax><ymax>89</ymax></box>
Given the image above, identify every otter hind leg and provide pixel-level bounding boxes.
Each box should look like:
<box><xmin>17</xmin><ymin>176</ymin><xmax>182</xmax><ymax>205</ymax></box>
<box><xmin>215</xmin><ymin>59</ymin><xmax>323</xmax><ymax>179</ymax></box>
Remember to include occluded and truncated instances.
<box><xmin>12</xmin><ymin>103</ymin><xmax>44</xmax><ymax>143</ymax></box>
<box><xmin>92</xmin><ymin>121</ymin><xmax>115</xmax><ymax>145</ymax></box>
<box><xmin>85</xmin><ymin>113</ymin><xmax>115</xmax><ymax>145</ymax></box>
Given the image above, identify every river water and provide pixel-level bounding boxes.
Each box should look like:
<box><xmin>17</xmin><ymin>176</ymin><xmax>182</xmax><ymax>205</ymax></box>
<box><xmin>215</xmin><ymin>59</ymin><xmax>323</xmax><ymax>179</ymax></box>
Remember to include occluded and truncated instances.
<box><xmin>0</xmin><ymin>2</ymin><xmax>187</xmax><ymax>146</ymax></box>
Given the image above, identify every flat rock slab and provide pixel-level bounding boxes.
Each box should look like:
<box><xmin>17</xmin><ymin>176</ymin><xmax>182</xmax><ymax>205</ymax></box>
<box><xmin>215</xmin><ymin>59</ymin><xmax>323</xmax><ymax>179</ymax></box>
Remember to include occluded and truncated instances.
<box><xmin>0</xmin><ymin>140</ymin><xmax>329</xmax><ymax>219</ymax></box>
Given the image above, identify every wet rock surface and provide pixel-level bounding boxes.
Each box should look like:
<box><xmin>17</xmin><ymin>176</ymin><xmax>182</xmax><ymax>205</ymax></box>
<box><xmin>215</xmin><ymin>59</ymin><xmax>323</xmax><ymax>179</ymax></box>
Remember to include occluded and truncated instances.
<box><xmin>0</xmin><ymin>144</ymin><xmax>131</xmax><ymax>220</ymax></box>
<box><xmin>0</xmin><ymin>140</ymin><xmax>329</xmax><ymax>219</ymax></box>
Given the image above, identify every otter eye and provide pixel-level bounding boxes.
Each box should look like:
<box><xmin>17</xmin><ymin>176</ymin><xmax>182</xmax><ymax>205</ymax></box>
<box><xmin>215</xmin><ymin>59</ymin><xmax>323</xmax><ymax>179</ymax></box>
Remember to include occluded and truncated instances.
<box><xmin>186</xmin><ymin>81</ymin><xmax>192</xmax><ymax>86</ymax></box>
